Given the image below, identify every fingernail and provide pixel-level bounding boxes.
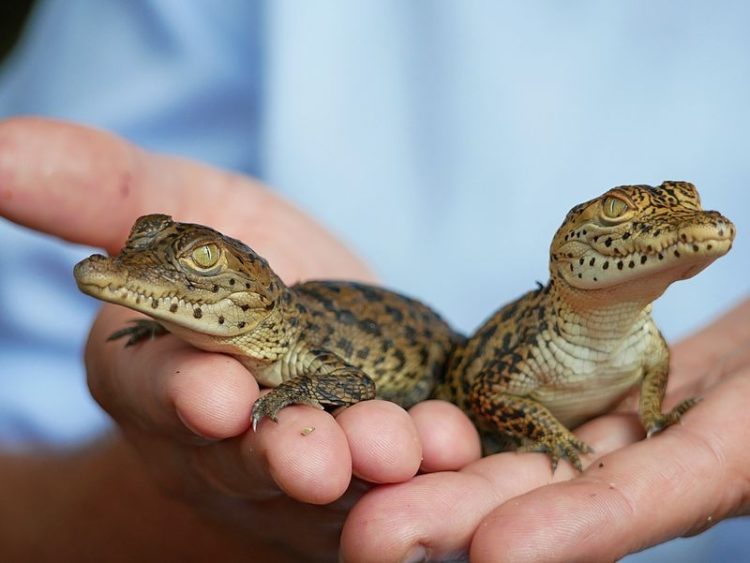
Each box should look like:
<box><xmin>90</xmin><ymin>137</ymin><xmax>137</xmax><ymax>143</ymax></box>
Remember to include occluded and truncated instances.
<box><xmin>176</xmin><ymin>408</ymin><xmax>210</xmax><ymax>439</ymax></box>
<box><xmin>401</xmin><ymin>546</ymin><xmax>428</xmax><ymax>563</ymax></box>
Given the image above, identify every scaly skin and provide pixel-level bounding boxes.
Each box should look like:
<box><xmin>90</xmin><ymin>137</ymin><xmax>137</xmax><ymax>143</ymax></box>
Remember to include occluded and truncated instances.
<box><xmin>74</xmin><ymin>214</ymin><xmax>461</xmax><ymax>429</ymax></box>
<box><xmin>434</xmin><ymin>181</ymin><xmax>735</xmax><ymax>471</ymax></box>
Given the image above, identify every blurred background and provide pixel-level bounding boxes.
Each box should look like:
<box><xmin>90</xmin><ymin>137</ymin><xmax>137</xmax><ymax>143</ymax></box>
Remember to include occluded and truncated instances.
<box><xmin>0</xmin><ymin>2</ymin><xmax>748</xmax><ymax>560</ymax></box>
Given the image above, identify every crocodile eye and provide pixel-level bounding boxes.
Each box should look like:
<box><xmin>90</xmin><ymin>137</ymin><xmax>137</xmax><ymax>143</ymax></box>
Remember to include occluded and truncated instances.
<box><xmin>602</xmin><ymin>196</ymin><xmax>629</xmax><ymax>219</ymax></box>
<box><xmin>191</xmin><ymin>243</ymin><xmax>220</xmax><ymax>268</ymax></box>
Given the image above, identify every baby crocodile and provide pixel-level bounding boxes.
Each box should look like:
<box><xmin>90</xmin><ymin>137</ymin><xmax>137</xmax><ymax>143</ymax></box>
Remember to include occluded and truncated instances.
<box><xmin>74</xmin><ymin>214</ymin><xmax>460</xmax><ymax>428</ymax></box>
<box><xmin>435</xmin><ymin>181</ymin><xmax>735</xmax><ymax>471</ymax></box>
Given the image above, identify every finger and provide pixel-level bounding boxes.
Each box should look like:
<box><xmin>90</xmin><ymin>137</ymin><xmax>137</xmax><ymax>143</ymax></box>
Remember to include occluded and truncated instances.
<box><xmin>257</xmin><ymin>406</ymin><xmax>353</xmax><ymax>504</ymax></box>
<box><xmin>336</xmin><ymin>400</ymin><xmax>422</xmax><ymax>484</ymax></box>
<box><xmin>0</xmin><ymin>117</ymin><xmax>374</xmax><ymax>282</ymax></box>
<box><xmin>340</xmin><ymin>414</ymin><xmax>639</xmax><ymax>562</ymax></box>
<box><xmin>469</xmin><ymin>371</ymin><xmax>750</xmax><ymax>563</ymax></box>
<box><xmin>215</xmin><ymin>398</ymin><xmax>429</xmax><ymax>500</ymax></box>
<box><xmin>409</xmin><ymin>400</ymin><xmax>482</xmax><ymax>472</ymax></box>
<box><xmin>340</xmin><ymin>453</ymin><xmax>581</xmax><ymax>563</ymax></box>
<box><xmin>669</xmin><ymin>297</ymin><xmax>750</xmax><ymax>392</ymax></box>
<box><xmin>193</xmin><ymin>405</ymin><xmax>354</xmax><ymax>504</ymax></box>
<box><xmin>90</xmin><ymin>304</ymin><xmax>356</xmax><ymax>504</ymax></box>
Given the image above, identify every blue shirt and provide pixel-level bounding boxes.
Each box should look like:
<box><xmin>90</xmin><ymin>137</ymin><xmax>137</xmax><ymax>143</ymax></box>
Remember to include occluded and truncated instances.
<box><xmin>0</xmin><ymin>1</ymin><xmax>748</xmax><ymax>558</ymax></box>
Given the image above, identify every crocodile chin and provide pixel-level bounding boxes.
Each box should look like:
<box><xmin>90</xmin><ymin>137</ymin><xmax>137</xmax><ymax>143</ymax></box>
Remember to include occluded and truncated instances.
<box><xmin>680</xmin><ymin>266</ymin><xmax>701</xmax><ymax>280</ymax></box>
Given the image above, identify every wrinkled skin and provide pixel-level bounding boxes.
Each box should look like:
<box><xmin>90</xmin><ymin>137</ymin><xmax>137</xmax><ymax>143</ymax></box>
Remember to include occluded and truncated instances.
<box><xmin>1</xmin><ymin>118</ymin><xmax>749</xmax><ymax>563</ymax></box>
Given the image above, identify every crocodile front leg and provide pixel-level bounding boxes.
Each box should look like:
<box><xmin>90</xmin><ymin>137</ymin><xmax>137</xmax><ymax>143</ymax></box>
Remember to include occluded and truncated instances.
<box><xmin>469</xmin><ymin>359</ymin><xmax>593</xmax><ymax>472</ymax></box>
<box><xmin>639</xmin><ymin>333</ymin><xmax>699</xmax><ymax>437</ymax></box>
<box><xmin>108</xmin><ymin>319</ymin><xmax>168</xmax><ymax>346</ymax></box>
<box><xmin>475</xmin><ymin>392</ymin><xmax>593</xmax><ymax>471</ymax></box>
<box><xmin>251</xmin><ymin>348</ymin><xmax>376</xmax><ymax>430</ymax></box>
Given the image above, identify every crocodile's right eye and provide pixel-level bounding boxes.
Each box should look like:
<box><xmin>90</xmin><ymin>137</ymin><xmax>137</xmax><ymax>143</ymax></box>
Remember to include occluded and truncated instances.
<box><xmin>602</xmin><ymin>196</ymin><xmax>629</xmax><ymax>219</ymax></box>
<box><xmin>191</xmin><ymin>243</ymin><xmax>221</xmax><ymax>269</ymax></box>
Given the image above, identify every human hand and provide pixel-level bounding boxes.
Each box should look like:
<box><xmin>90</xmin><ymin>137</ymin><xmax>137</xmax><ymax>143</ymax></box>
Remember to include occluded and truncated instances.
<box><xmin>0</xmin><ymin>117</ymin><xmax>480</xmax><ymax>561</ymax></box>
<box><xmin>9</xmin><ymin>117</ymin><xmax>742</xmax><ymax>563</ymax></box>
<box><xmin>340</xmin><ymin>298</ymin><xmax>750</xmax><ymax>562</ymax></box>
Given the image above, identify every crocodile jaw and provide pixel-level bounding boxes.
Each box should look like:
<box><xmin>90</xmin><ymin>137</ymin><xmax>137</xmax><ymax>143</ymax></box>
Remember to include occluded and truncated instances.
<box><xmin>74</xmin><ymin>254</ymin><xmax>266</xmax><ymax>338</ymax></box>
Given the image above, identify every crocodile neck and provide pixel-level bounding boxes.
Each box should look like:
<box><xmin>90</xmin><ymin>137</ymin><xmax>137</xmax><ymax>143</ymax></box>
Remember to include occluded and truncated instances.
<box><xmin>547</xmin><ymin>277</ymin><xmax>658</xmax><ymax>349</ymax></box>
<box><xmin>228</xmin><ymin>287</ymin><xmax>301</xmax><ymax>357</ymax></box>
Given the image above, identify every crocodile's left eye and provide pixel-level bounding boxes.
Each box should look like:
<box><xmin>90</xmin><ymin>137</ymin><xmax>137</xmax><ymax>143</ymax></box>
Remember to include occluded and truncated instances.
<box><xmin>602</xmin><ymin>196</ymin><xmax>629</xmax><ymax>219</ymax></box>
<box><xmin>191</xmin><ymin>243</ymin><xmax>221</xmax><ymax>268</ymax></box>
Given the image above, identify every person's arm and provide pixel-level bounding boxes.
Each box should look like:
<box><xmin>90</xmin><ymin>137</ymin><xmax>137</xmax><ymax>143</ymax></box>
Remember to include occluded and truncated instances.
<box><xmin>0</xmin><ymin>117</ymin><xmax>479</xmax><ymax>562</ymax></box>
<box><xmin>0</xmin><ymin>438</ymin><xmax>293</xmax><ymax>562</ymax></box>
<box><xmin>338</xmin><ymin>297</ymin><xmax>750</xmax><ymax>562</ymax></box>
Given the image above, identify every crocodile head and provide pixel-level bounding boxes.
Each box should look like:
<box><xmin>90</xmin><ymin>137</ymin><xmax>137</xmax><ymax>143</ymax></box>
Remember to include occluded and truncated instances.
<box><xmin>549</xmin><ymin>181</ymin><xmax>735</xmax><ymax>303</ymax></box>
<box><xmin>74</xmin><ymin>214</ymin><xmax>287</xmax><ymax>339</ymax></box>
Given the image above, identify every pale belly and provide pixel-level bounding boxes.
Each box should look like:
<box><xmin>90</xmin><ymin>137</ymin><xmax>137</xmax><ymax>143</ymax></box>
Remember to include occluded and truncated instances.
<box><xmin>532</xmin><ymin>366</ymin><xmax>643</xmax><ymax>428</ymax></box>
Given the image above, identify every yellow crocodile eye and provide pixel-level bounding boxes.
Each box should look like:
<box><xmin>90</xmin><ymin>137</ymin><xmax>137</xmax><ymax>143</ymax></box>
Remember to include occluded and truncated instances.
<box><xmin>602</xmin><ymin>196</ymin><xmax>629</xmax><ymax>219</ymax></box>
<box><xmin>191</xmin><ymin>243</ymin><xmax>220</xmax><ymax>268</ymax></box>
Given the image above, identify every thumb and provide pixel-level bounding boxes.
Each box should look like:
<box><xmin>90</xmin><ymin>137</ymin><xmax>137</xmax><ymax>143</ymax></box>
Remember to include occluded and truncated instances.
<box><xmin>0</xmin><ymin>117</ymin><xmax>374</xmax><ymax>282</ymax></box>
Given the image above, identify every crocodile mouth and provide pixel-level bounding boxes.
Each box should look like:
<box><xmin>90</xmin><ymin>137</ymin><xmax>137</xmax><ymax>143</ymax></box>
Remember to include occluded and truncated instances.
<box><xmin>617</xmin><ymin>234</ymin><xmax>733</xmax><ymax>268</ymax></box>
<box><xmin>74</xmin><ymin>254</ymin><xmax>268</xmax><ymax>338</ymax></box>
<box><xmin>559</xmin><ymin>233</ymin><xmax>733</xmax><ymax>291</ymax></box>
<box><xmin>74</xmin><ymin>257</ymin><xmax>205</xmax><ymax>312</ymax></box>
<box><xmin>77</xmin><ymin>278</ymin><xmax>268</xmax><ymax>337</ymax></box>
<box><xmin>77</xmin><ymin>279</ymin><xmax>209</xmax><ymax>313</ymax></box>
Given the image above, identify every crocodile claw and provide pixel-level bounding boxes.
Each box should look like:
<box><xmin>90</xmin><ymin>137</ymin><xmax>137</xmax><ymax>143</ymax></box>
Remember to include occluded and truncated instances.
<box><xmin>518</xmin><ymin>433</ymin><xmax>594</xmax><ymax>472</ymax></box>
<box><xmin>250</xmin><ymin>389</ymin><xmax>324</xmax><ymax>432</ymax></box>
<box><xmin>645</xmin><ymin>396</ymin><xmax>701</xmax><ymax>438</ymax></box>
<box><xmin>108</xmin><ymin>319</ymin><xmax>167</xmax><ymax>347</ymax></box>
<box><xmin>250</xmin><ymin>401</ymin><xmax>278</xmax><ymax>432</ymax></box>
